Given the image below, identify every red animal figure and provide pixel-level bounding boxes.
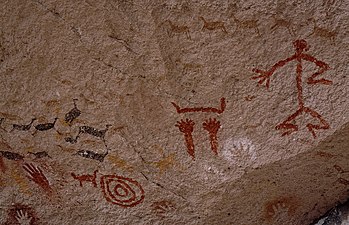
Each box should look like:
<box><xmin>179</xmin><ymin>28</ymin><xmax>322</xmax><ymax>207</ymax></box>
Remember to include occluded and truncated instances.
<box><xmin>252</xmin><ymin>39</ymin><xmax>332</xmax><ymax>138</ymax></box>
<box><xmin>71</xmin><ymin>170</ymin><xmax>98</xmax><ymax>187</ymax></box>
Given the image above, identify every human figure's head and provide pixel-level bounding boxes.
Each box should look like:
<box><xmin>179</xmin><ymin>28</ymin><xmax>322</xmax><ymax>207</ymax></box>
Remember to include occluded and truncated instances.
<box><xmin>293</xmin><ymin>39</ymin><xmax>309</xmax><ymax>53</ymax></box>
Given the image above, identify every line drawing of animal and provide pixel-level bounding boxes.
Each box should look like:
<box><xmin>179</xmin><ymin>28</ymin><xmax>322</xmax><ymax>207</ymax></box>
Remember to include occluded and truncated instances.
<box><xmin>230</xmin><ymin>13</ymin><xmax>260</xmax><ymax>36</ymax></box>
<box><xmin>163</xmin><ymin>20</ymin><xmax>191</xmax><ymax>40</ymax></box>
<box><xmin>175</xmin><ymin>58</ymin><xmax>203</xmax><ymax>75</ymax></box>
<box><xmin>28</xmin><ymin>151</ymin><xmax>51</xmax><ymax>159</ymax></box>
<box><xmin>64</xmin><ymin>99</ymin><xmax>81</xmax><ymax>124</ymax></box>
<box><xmin>78</xmin><ymin>124</ymin><xmax>112</xmax><ymax>141</ymax></box>
<box><xmin>199</xmin><ymin>16</ymin><xmax>228</xmax><ymax>34</ymax></box>
<box><xmin>34</xmin><ymin>118</ymin><xmax>58</xmax><ymax>131</ymax></box>
<box><xmin>74</xmin><ymin>149</ymin><xmax>109</xmax><ymax>162</ymax></box>
<box><xmin>65</xmin><ymin>135</ymin><xmax>79</xmax><ymax>144</ymax></box>
<box><xmin>0</xmin><ymin>151</ymin><xmax>24</xmax><ymax>161</ymax></box>
<box><xmin>308</xmin><ymin>18</ymin><xmax>337</xmax><ymax>44</ymax></box>
<box><xmin>11</xmin><ymin>118</ymin><xmax>37</xmax><ymax>132</ymax></box>
<box><xmin>71</xmin><ymin>170</ymin><xmax>98</xmax><ymax>187</ymax></box>
<box><xmin>270</xmin><ymin>15</ymin><xmax>295</xmax><ymax>36</ymax></box>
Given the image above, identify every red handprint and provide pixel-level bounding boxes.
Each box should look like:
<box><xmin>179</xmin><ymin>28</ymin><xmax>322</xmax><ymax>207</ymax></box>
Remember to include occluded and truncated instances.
<box><xmin>176</xmin><ymin>119</ymin><xmax>195</xmax><ymax>159</ymax></box>
<box><xmin>23</xmin><ymin>163</ymin><xmax>52</xmax><ymax>194</ymax></box>
<box><xmin>251</xmin><ymin>69</ymin><xmax>273</xmax><ymax>89</ymax></box>
<box><xmin>203</xmin><ymin>118</ymin><xmax>221</xmax><ymax>155</ymax></box>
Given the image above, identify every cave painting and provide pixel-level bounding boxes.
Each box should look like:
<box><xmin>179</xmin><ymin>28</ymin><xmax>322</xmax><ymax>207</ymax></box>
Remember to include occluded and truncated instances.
<box><xmin>333</xmin><ymin>164</ymin><xmax>349</xmax><ymax>186</ymax></box>
<box><xmin>4</xmin><ymin>203</ymin><xmax>40</xmax><ymax>225</ymax></box>
<box><xmin>264</xmin><ymin>196</ymin><xmax>299</xmax><ymax>222</ymax></box>
<box><xmin>71</xmin><ymin>170</ymin><xmax>145</xmax><ymax>207</ymax></box>
<box><xmin>151</xmin><ymin>200</ymin><xmax>176</xmax><ymax>217</ymax></box>
<box><xmin>252</xmin><ymin>39</ymin><xmax>332</xmax><ymax>138</ymax></box>
<box><xmin>172</xmin><ymin>98</ymin><xmax>225</xmax><ymax>159</ymax></box>
<box><xmin>23</xmin><ymin>163</ymin><xmax>53</xmax><ymax>195</ymax></box>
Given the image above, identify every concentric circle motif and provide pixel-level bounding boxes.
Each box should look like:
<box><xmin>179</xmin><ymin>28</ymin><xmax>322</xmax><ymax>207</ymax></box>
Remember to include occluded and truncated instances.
<box><xmin>100</xmin><ymin>175</ymin><xmax>145</xmax><ymax>207</ymax></box>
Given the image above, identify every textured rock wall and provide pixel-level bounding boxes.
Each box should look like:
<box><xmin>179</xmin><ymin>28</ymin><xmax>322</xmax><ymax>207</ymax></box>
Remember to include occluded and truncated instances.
<box><xmin>0</xmin><ymin>0</ymin><xmax>348</xmax><ymax>224</ymax></box>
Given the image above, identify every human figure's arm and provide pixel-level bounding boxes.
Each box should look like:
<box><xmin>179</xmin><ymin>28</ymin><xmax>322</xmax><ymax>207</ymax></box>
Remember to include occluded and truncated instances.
<box><xmin>302</xmin><ymin>54</ymin><xmax>332</xmax><ymax>85</ymax></box>
<box><xmin>252</xmin><ymin>55</ymin><xmax>296</xmax><ymax>89</ymax></box>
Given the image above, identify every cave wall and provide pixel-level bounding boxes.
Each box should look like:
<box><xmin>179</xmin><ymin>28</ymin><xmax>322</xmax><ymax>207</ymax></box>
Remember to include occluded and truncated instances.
<box><xmin>0</xmin><ymin>0</ymin><xmax>348</xmax><ymax>224</ymax></box>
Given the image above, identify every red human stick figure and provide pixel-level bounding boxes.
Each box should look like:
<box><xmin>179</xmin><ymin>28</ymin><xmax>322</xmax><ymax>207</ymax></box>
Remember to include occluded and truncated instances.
<box><xmin>202</xmin><ymin>118</ymin><xmax>221</xmax><ymax>155</ymax></box>
<box><xmin>252</xmin><ymin>39</ymin><xmax>332</xmax><ymax>138</ymax></box>
<box><xmin>175</xmin><ymin>119</ymin><xmax>195</xmax><ymax>159</ymax></box>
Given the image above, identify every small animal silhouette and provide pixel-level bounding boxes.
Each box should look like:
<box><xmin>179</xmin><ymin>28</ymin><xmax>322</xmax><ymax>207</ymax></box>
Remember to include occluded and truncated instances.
<box><xmin>231</xmin><ymin>13</ymin><xmax>260</xmax><ymax>36</ymax></box>
<box><xmin>28</xmin><ymin>151</ymin><xmax>51</xmax><ymax>159</ymax></box>
<box><xmin>34</xmin><ymin>118</ymin><xmax>58</xmax><ymax>131</ymax></box>
<box><xmin>71</xmin><ymin>170</ymin><xmax>98</xmax><ymax>187</ymax></box>
<box><xmin>74</xmin><ymin>149</ymin><xmax>108</xmax><ymax>162</ymax></box>
<box><xmin>0</xmin><ymin>151</ymin><xmax>24</xmax><ymax>160</ymax></box>
<box><xmin>308</xmin><ymin>18</ymin><xmax>337</xmax><ymax>44</ymax></box>
<box><xmin>11</xmin><ymin>118</ymin><xmax>36</xmax><ymax>132</ymax></box>
<box><xmin>78</xmin><ymin>124</ymin><xmax>112</xmax><ymax>140</ymax></box>
<box><xmin>65</xmin><ymin>99</ymin><xmax>81</xmax><ymax>124</ymax></box>
<box><xmin>199</xmin><ymin>16</ymin><xmax>228</xmax><ymax>34</ymax></box>
<box><xmin>270</xmin><ymin>15</ymin><xmax>295</xmax><ymax>36</ymax></box>
<box><xmin>164</xmin><ymin>20</ymin><xmax>191</xmax><ymax>40</ymax></box>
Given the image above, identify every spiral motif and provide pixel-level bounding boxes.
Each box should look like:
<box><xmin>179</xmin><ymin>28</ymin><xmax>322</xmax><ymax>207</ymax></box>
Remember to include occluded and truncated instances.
<box><xmin>100</xmin><ymin>175</ymin><xmax>145</xmax><ymax>207</ymax></box>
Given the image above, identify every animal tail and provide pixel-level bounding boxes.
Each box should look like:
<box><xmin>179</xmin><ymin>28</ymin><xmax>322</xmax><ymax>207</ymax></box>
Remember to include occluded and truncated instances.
<box><xmin>71</xmin><ymin>172</ymin><xmax>77</xmax><ymax>179</ymax></box>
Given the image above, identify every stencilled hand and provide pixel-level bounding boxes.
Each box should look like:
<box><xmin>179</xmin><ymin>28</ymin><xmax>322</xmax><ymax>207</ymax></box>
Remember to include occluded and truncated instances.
<box><xmin>270</xmin><ymin>202</ymin><xmax>290</xmax><ymax>222</ymax></box>
<box><xmin>15</xmin><ymin>210</ymin><xmax>32</xmax><ymax>225</ymax></box>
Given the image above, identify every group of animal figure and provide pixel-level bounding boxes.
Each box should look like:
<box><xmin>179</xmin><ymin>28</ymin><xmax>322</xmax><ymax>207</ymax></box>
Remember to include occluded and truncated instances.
<box><xmin>162</xmin><ymin>14</ymin><xmax>337</xmax><ymax>43</ymax></box>
<box><xmin>0</xmin><ymin>99</ymin><xmax>112</xmax><ymax>163</ymax></box>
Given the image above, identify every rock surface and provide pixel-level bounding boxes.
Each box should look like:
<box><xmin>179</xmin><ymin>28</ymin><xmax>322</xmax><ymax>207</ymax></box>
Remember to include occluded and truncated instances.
<box><xmin>0</xmin><ymin>0</ymin><xmax>348</xmax><ymax>224</ymax></box>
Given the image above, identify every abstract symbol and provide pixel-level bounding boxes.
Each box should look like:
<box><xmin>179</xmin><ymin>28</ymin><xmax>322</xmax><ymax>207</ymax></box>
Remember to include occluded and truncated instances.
<box><xmin>172</xmin><ymin>97</ymin><xmax>225</xmax><ymax>114</ymax></box>
<box><xmin>172</xmin><ymin>98</ymin><xmax>224</xmax><ymax>159</ymax></box>
<box><xmin>252</xmin><ymin>39</ymin><xmax>332</xmax><ymax>138</ymax></box>
<box><xmin>100</xmin><ymin>175</ymin><xmax>145</xmax><ymax>207</ymax></box>
<box><xmin>71</xmin><ymin>170</ymin><xmax>145</xmax><ymax>208</ymax></box>
<box><xmin>23</xmin><ymin>163</ymin><xmax>53</xmax><ymax>194</ymax></box>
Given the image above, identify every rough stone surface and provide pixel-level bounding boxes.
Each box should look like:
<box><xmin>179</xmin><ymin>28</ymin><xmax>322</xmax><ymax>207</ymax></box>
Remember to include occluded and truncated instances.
<box><xmin>0</xmin><ymin>0</ymin><xmax>348</xmax><ymax>224</ymax></box>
